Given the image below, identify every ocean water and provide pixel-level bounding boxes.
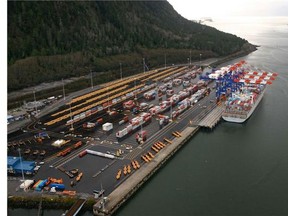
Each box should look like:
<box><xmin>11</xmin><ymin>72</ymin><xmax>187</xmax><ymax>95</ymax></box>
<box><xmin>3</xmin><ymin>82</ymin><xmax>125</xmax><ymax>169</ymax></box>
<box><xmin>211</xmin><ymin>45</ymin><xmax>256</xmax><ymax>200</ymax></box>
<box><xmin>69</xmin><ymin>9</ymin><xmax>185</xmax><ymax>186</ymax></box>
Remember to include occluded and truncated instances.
<box><xmin>8</xmin><ymin>16</ymin><xmax>288</xmax><ymax>216</ymax></box>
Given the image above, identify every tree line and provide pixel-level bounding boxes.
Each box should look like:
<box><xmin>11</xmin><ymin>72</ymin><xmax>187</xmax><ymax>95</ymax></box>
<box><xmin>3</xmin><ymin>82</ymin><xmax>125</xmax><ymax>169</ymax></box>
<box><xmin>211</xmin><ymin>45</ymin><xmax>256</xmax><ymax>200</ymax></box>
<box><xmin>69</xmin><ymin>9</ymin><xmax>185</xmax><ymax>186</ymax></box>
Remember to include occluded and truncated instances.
<box><xmin>8</xmin><ymin>1</ymin><xmax>247</xmax><ymax>92</ymax></box>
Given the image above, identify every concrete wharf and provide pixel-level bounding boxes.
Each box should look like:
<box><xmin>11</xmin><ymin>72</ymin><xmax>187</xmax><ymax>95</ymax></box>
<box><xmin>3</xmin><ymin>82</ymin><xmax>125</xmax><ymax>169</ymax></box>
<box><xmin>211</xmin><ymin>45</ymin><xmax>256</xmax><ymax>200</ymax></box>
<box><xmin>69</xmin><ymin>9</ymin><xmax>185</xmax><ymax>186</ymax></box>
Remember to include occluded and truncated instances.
<box><xmin>198</xmin><ymin>105</ymin><xmax>224</xmax><ymax>129</ymax></box>
<box><xmin>93</xmin><ymin>126</ymin><xmax>199</xmax><ymax>216</ymax></box>
<box><xmin>65</xmin><ymin>198</ymin><xmax>87</xmax><ymax>216</ymax></box>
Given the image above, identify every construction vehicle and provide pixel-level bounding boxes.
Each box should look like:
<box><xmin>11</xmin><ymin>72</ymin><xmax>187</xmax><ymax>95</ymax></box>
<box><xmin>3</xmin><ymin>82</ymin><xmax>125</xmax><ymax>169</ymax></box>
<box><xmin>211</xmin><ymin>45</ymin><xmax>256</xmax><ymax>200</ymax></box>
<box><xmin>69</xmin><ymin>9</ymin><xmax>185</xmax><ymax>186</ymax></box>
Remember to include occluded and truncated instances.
<box><xmin>148</xmin><ymin>151</ymin><xmax>154</xmax><ymax>158</ymax></box>
<box><xmin>127</xmin><ymin>165</ymin><xmax>131</xmax><ymax>174</ymax></box>
<box><xmin>145</xmin><ymin>154</ymin><xmax>152</xmax><ymax>161</ymax></box>
<box><xmin>123</xmin><ymin>165</ymin><xmax>127</xmax><ymax>175</ymax></box>
<box><xmin>116</xmin><ymin>169</ymin><xmax>121</xmax><ymax>180</ymax></box>
<box><xmin>151</xmin><ymin>146</ymin><xmax>159</xmax><ymax>153</ymax></box>
<box><xmin>48</xmin><ymin>177</ymin><xmax>63</xmax><ymax>184</ymax></box>
<box><xmin>131</xmin><ymin>161</ymin><xmax>137</xmax><ymax>170</ymax></box>
<box><xmin>135</xmin><ymin>160</ymin><xmax>140</xmax><ymax>169</ymax></box>
<box><xmin>141</xmin><ymin>155</ymin><xmax>149</xmax><ymax>163</ymax></box>
<box><xmin>154</xmin><ymin>143</ymin><xmax>162</xmax><ymax>150</ymax></box>
<box><xmin>76</xmin><ymin>172</ymin><xmax>83</xmax><ymax>182</ymax></box>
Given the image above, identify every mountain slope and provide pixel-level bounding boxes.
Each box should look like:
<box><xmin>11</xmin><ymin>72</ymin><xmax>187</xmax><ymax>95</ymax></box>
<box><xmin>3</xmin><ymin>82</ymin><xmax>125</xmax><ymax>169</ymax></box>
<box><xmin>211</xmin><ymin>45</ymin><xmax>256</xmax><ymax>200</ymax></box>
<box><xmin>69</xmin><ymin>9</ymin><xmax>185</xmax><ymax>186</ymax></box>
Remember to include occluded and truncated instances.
<box><xmin>8</xmin><ymin>1</ymin><xmax>248</xmax><ymax>91</ymax></box>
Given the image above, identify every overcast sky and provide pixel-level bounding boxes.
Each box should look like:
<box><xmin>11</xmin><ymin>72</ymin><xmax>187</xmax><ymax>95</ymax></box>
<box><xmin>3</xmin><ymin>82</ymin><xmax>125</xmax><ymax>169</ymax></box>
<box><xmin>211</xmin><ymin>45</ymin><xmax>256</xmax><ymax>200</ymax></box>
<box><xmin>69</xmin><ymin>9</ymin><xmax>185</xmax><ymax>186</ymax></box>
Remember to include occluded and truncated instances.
<box><xmin>168</xmin><ymin>0</ymin><xmax>288</xmax><ymax>19</ymax></box>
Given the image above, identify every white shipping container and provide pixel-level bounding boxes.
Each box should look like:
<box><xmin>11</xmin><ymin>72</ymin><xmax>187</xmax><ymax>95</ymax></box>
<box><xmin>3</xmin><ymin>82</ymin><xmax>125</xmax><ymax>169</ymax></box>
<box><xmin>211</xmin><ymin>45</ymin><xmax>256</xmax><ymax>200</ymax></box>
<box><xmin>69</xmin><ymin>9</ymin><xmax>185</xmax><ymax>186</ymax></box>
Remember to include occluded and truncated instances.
<box><xmin>102</xmin><ymin>122</ymin><xmax>113</xmax><ymax>131</ymax></box>
<box><xmin>73</xmin><ymin>115</ymin><xmax>80</xmax><ymax>120</ymax></box>
<box><xmin>116</xmin><ymin>128</ymin><xmax>127</xmax><ymax>138</ymax></box>
<box><xmin>122</xmin><ymin>128</ymin><xmax>128</xmax><ymax>134</ymax></box>
<box><xmin>80</xmin><ymin>113</ymin><xmax>86</xmax><ymax>119</ymax></box>
<box><xmin>127</xmin><ymin>124</ymin><xmax>133</xmax><ymax>132</ymax></box>
<box><xmin>66</xmin><ymin>119</ymin><xmax>73</xmax><ymax>125</ymax></box>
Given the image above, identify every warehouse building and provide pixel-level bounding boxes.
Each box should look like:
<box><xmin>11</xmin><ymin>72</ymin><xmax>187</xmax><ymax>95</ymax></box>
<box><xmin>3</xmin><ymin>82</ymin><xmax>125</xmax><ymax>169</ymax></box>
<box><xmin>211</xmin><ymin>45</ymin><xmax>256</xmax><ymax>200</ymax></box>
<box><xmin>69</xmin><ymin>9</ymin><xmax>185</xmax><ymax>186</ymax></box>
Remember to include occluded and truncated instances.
<box><xmin>7</xmin><ymin>156</ymin><xmax>35</xmax><ymax>175</ymax></box>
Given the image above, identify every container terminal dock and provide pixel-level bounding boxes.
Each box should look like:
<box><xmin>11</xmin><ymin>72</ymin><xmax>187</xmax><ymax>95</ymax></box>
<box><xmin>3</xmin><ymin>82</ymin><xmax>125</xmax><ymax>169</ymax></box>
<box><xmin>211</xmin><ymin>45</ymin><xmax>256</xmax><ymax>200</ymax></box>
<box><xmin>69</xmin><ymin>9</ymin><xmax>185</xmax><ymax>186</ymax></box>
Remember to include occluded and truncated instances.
<box><xmin>7</xmin><ymin>63</ymin><xmax>223</xmax><ymax>215</ymax></box>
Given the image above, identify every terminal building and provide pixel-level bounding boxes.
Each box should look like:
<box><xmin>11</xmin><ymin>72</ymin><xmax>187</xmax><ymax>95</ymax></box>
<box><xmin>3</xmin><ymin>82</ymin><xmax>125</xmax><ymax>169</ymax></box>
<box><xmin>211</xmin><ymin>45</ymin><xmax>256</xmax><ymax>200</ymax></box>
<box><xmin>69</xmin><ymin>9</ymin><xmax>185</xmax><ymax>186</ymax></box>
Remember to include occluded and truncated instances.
<box><xmin>7</xmin><ymin>156</ymin><xmax>36</xmax><ymax>175</ymax></box>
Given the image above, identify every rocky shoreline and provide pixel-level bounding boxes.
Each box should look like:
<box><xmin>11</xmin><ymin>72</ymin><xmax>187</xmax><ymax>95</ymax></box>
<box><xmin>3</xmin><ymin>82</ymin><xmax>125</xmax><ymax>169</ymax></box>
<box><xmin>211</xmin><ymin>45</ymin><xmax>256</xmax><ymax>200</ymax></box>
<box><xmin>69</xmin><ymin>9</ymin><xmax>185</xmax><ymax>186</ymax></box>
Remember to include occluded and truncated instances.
<box><xmin>211</xmin><ymin>43</ymin><xmax>258</xmax><ymax>67</ymax></box>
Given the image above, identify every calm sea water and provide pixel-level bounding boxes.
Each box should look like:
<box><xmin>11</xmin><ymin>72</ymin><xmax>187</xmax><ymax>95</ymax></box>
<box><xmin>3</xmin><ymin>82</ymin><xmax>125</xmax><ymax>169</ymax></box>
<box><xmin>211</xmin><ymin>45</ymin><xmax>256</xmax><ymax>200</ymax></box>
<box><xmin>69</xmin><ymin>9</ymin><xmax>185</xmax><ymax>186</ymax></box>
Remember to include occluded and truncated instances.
<box><xmin>8</xmin><ymin>16</ymin><xmax>288</xmax><ymax>216</ymax></box>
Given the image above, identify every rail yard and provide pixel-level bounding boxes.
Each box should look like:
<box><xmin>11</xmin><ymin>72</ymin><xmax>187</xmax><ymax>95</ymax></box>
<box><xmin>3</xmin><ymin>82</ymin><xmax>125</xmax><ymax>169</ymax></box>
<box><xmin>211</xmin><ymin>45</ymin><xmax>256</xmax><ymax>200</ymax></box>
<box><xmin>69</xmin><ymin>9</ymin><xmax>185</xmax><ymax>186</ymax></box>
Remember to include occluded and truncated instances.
<box><xmin>8</xmin><ymin>64</ymin><xmax>221</xmax><ymax>215</ymax></box>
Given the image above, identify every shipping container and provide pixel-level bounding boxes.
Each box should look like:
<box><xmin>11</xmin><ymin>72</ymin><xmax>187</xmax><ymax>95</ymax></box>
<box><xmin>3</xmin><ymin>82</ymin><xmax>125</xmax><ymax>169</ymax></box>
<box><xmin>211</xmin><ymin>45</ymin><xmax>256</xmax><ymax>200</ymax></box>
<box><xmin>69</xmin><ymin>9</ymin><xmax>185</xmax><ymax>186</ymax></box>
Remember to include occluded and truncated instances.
<box><xmin>79</xmin><ymin>150</ymin><xmax>87</xmax><ymax>158</ymax></box>
<box><xmin>85</xmin><ymin>110</ymin><xmax>92</xmax><ymax>117</ymax></box>
<box><xmin>97</xmin><ymin>118</ymin><xmax>104</xmax><ymax>125</ymax></box>
<box><xmin>50</xmin><ymin>183</ymin><xmax>65</xmax><ymax>191</ymax></box>
<box><xmin>80</xmin><ymin>113</ymin><xmax>86</xmax><ymax>120</ymax></box>
<box><xmin>74</xmin><ymin>141</ymin><xmax>82</xmax><ymax>149</ymax></box>
<box><xmin>102</xmin><ymin>123</ymin><xmax>113</xmax><ymax>131</ymax></box>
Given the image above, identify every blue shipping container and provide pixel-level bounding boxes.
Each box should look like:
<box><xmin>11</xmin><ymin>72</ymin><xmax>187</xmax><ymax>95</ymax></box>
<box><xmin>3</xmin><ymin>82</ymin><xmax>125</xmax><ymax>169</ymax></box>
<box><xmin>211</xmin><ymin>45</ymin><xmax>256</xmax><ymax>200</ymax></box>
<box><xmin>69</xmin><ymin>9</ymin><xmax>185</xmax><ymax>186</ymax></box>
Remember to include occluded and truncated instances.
<box><xmin>49</xmin><ymin>183</ymin><xmax>65</xmax><ymax>191</ymax></box>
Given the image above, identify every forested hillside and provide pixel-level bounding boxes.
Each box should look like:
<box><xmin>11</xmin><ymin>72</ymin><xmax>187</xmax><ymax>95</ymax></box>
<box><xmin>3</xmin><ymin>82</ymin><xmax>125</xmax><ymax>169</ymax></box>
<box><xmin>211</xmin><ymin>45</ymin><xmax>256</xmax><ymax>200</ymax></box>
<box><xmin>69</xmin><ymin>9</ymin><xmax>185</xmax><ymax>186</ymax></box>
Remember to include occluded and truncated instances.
<box><xmin>8</xmin><ymin>1</ymin><xmax>247</xmax><ymax>92</ymax></box>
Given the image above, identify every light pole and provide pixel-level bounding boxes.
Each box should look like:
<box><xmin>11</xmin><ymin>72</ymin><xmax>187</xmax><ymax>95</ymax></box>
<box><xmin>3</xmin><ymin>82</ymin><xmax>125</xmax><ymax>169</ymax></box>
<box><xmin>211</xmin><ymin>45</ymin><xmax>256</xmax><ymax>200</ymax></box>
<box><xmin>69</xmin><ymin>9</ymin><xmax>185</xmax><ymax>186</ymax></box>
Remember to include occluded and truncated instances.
<box><xmin>200</xmin><ymin>53</ymin><xmax>202</xmax><ymax>66</ymax></box>
<box><xmin>33</xmin><ymin>89</ymin><xmax>38</xmax><ymax>114</ymax></box>
<box><xmin>120</xmin><ymin>62</ymin><xmax>122</xmax><ymax>80</ymax></box>
<box><xmin>62</xmin><ymin>78</ymin><xmax>66</xmax><ymax>100</ymax></box>
<box><xmin>69</xmin><ymin>103</ymin><xmax>74</xmax><ymax>131</ymax></box>
<box><xmin>18</xmin><ymin>148</ymin><xmax>25</xmax><ymax>182</ymax></box>
<box><xmin>170</xmin><ymin>99</ymin><xmax>173</xmax><ymax>120</ymax></box>
<box><xmin>187</xmin><ymin>58</ymin><xmax>189</xmax><ymax>66</ymax></box>
<box><xmin>189</xmin><ymin>50</ymin><xmax>191</xmax><ymax>65</ymax></box>
<box><xmin>134</xmin><ymin>78</ymin><xmax>137</xmax><ymax>100</ymax></box>
<box><xmin>164</xmin><ymin>54</ymin><xmax>166</xmax><ymax>69</ymax></box>
<box><xmin>107</xmin><ymin>87</ymin><xmax>110</xmax><ymax>112</ymax></box>
<box><xmin>143</xmin><ymin>58</ymin><xmax>145</xmax><ymax>73</ymax></box>
<box><xmin>90</xmin><ymin>70</ymin><xmax>94</xmax><ymax>89</ymax></box>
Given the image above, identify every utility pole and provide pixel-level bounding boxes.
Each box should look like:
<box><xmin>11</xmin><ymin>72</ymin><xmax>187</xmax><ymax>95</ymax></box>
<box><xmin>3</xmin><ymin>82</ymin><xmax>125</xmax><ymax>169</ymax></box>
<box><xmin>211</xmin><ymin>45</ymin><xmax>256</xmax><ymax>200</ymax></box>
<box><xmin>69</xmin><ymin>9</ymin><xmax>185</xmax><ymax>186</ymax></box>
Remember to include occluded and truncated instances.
<box><xmin>120</xmin><ymin>62</ymin><xmax>122</xmax><ymax>80</ymax></box>
<box><xmin>190</xmin><ymin>50</ymin><xmax>191</xmax><ymax>66</ymax></box>
<box><xmin>134</xmin><ymin>78</ymin><xmax>137</xmax><ymax>100</ymax></box>
<box><xmin>62</xmin><ymin>78</ymin><xmax>66</xmax><ymax>100</ymax></box>
<box><xmin>165</xmin><ymin>54</ymin><xmax>166</xmax><ymax>69</ymax></box>
<box><xmin>18</xmin><ymin>148</ymin><xmax>25</xmax><ymax>182</ymax></box>
<box><xmin>170</xmin><ymin>100</ymin><xmax>173</xmax><ymax>120</ymax></box>
<box><xmin>69</xmin><ymin>103</ymin><xmax>74</xmax><ymax>131</ymax></box>
<box><xmin>200</xmin><ymin>53</ymin><xmax>202</xmax><ymax>66</ymax></box>
<box><xmin>90</xmin><ymin>70</ymin><xmax>94</xmax><ymax>89</ymax></box>
<box><xmin>143</xmin><ymin>58</ymin><xmax>145</xmax><ymax>73</ymax></box>
<box><xmin>107</xmin><ymin>87</ymin><xmax>110</xmax><ymax>112</ymax></box>
<box><xmin>33</xmin><ymin>89</ymin><xmax>38</xmax><ymax>114</ymax></box>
